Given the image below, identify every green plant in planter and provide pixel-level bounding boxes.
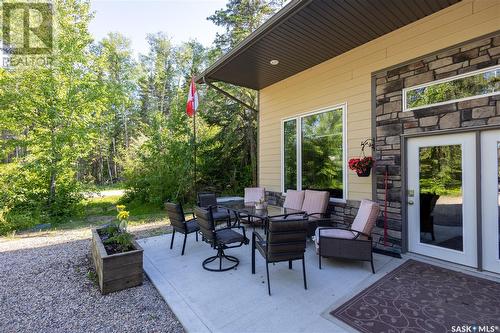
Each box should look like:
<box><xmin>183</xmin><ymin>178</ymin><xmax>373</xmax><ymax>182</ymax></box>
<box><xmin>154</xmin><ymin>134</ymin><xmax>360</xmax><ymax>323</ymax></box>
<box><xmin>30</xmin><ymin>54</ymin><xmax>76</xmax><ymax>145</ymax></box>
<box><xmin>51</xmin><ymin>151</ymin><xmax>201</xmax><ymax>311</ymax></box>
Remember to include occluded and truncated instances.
<box><xmin>116</xmin><ymin>205</ymin><xmax>129</xmax><ymax>232</ymax></box>
<box><xmin>99</xmin><ymin>205</ymin><xmax>134</xmax><ymax>254</ymax></box>
<box><xmin>103</xmin><ymin>232</ymin><xmax>134</xmax><ymax>253</ymax></box>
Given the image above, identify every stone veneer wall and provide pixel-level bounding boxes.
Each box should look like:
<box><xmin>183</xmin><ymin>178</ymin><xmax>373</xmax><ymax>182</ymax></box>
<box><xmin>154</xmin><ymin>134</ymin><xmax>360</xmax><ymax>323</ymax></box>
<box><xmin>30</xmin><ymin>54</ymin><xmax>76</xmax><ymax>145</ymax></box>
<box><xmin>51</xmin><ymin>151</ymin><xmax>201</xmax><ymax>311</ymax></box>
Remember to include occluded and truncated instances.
<box><xmin>374</xmin><ymin>34</ymin><xmax>500</xmax><ymax>253</ymax></box>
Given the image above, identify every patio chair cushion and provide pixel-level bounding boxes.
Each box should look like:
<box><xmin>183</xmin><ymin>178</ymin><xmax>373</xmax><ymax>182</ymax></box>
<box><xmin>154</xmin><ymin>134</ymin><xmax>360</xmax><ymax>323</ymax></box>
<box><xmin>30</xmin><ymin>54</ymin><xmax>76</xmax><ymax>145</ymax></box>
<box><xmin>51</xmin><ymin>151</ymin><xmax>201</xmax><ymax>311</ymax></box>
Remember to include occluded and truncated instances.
<box><xmin>185</xmin><ymin>220</ymin><xmax>200</xmax><ymax>233</ymax></box>
<box><xmin>211</xmin><ymin>209</ymin><xmax>230</xmax><ymax>221</ymax></box>
<box><xmin>216</xmin><ymin>229</ymin><xmax>246</xmax><ymax>245</ymax></box>
<box><xmin>283</xmin><ymin>190</ymin><xmax>305</xmax><ymax>210</ymax></box>
<box><xmin>350</xmin><ymin>199</ymin><xmax>380</xmax><ymax>235</ymax></box>
<box><xmin>301</xmin><ymin>190</ymin><xmax>329</xmax><ymax>219</ymax></box>
<box><xmin>313</xmin><ymin>227</ymin><xmax>359</xmax><ymax>252</ymax></box>
<box><xmin>244</xmin><ymin>187</ymin><xmax>265</xmax><ymax>204</ymax></box>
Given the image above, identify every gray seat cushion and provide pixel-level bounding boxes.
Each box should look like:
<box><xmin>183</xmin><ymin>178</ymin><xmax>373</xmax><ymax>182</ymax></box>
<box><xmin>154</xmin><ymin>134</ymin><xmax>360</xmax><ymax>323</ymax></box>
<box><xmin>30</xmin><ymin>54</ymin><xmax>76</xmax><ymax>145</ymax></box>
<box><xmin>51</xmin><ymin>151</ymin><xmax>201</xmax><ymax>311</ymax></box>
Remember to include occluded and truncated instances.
<box><xmin>216</xmin><ymin>229</ymin><xmax>245</xmax><ymax>245</ymax></box>
<box><xmin>212</xmin><ymin>209</ymin><xmax>230</xmax><ymax>221</ymax></box>
<box><xmin>185</xmin><ymin>220</ymin><xmax>200</xmax><ymax>233</ymax></box>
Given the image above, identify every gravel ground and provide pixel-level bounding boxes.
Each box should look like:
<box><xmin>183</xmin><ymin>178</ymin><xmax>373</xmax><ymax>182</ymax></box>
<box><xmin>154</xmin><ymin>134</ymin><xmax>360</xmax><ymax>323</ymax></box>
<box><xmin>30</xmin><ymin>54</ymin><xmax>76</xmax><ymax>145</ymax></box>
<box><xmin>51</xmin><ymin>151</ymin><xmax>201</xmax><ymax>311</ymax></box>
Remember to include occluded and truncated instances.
<box><xmin>0</xmin><ymin>223</ymin><xmax>184</xmax><ymax>333</ymax></box>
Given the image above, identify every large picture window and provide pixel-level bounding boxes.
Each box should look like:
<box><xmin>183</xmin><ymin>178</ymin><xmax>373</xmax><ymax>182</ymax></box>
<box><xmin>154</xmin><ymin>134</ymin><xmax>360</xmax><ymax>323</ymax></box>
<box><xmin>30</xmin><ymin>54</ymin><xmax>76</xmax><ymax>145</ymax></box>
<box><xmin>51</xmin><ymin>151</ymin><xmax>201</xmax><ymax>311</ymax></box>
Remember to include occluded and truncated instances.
<box><xmin>403</xmin><ymin>65</ymin><xmax>500</xmax><ymax>112</ymax></box>
<box><xmin>282</xmin><ymin>104</ymin><xmax>346</xmax><ymax>200</ymax></box>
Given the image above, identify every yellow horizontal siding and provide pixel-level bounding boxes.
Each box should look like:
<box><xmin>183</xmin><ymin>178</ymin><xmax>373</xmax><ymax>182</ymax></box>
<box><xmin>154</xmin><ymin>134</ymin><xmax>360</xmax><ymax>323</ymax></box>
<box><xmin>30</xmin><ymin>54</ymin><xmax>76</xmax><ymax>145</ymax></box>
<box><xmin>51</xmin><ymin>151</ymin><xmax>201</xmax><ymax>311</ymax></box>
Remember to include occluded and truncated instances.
<box><xmin>258</xmin><ymin>0</ymin><xmax>500</xmax><ymax>197</ymax></box>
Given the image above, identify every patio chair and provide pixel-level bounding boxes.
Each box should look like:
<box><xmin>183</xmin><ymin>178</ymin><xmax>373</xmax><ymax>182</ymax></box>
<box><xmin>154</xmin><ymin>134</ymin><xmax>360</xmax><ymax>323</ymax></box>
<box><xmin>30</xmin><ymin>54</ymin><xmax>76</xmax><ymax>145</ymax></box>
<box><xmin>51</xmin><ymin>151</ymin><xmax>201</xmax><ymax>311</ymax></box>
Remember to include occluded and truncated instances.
<box><xmin>244</xmin><ymin>187</ymin><xmax>265</xmax><ymax>204</ymax></box>
<box><xmin>283</xmin><ymin>190</ymin><xmax>305</xmax><ymax>210</ymax></box>
<box><xmin>164</xmin><ymin>202</ymin><xmax>199</xmax><ymax>256</ymax></box>
<box><xmin>269</xmin><ymin>190</ymin><xmax>329</xmax><ymax>233</ymax></box>
<box><xmin>194</xmin><ymin>206</ymin><xmax>249</xmax><ymax>272</ymax></box>
<box><xmin>197</xmin><ymin>191</ymin><xmax>231</xmax><ymax>226</ymax></box>
<box><xmin>240</xmin><ymin>187</ymin><xmax>266</xmax><ymax>229</ymax></box>
<box><xmin>420</xmin><ymin>192</ymin><xmax>439</xmax><ymax>241</ymax></box>
<box><xmin>252</xmin><ymin>218</ymin><xmax>309</xmax><ymax>295</ymax></box>
<box><xmin>314</xmin><ymin>199</ymin><xmax>380</xmax><ymax>273</ymax></box>
<box><xmin>302</xmin><ymin>190</ymin><xmax>330</xmax><ymax>235</ymax></box>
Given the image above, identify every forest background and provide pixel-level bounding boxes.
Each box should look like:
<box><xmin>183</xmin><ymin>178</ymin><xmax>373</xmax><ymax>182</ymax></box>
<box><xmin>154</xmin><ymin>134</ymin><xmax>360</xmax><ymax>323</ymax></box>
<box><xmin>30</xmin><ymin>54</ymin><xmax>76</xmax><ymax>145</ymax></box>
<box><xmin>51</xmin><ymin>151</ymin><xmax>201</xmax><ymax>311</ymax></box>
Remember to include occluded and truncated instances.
<box><xmin>0</xmin><ymin>0</ymin><xmax>285</xmax><ymax>234</ymax></box>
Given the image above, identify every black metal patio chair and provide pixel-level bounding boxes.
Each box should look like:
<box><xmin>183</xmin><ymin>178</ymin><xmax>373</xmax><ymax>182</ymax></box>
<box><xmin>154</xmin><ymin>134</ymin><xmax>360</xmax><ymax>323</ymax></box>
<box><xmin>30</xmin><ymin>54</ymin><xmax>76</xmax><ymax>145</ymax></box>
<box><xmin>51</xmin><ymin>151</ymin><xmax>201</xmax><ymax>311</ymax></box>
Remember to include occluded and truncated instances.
<box><xmin>252</xmin><ymin>218</ymin><xmax>309</xmax><ymax>295</ymax></box>
<box><xmin>197</xmin><ymin>192</ymin><xmax>231</xmax><ymax>226</ymax></box>
<box><xmin>164</xmin><ymin>202</ymin><xmax>199</xmax><ymax>256</ymax></box>
<box><xmin>194</xmin><ymin>206</ymin><xmax>249</xmax><ymax>272</ymax></box>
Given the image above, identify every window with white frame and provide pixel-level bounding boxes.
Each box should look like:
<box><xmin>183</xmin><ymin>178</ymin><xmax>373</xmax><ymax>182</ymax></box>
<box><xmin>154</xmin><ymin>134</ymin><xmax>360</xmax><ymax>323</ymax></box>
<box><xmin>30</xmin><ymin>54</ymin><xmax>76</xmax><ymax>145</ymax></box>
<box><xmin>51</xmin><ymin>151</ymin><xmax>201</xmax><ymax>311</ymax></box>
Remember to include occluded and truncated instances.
<box><xmin>282</xmin><ymin>104</ymin><xmax>346</xmax><ymax>200</ymax></box>
<box><xmin>403</xmin><ymin>65</ymin><xmax>500</xmax><ymax>112</ymax></box>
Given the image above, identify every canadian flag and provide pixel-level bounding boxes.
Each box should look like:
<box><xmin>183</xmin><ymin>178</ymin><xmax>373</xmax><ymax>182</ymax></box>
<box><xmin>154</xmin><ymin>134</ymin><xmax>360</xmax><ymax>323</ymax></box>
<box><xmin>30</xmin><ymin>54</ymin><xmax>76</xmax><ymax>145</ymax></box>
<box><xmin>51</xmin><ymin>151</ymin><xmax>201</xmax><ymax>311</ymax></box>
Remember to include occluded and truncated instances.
<box><xmin>186</xmin><ymin>78</ymin><xmax>199</xmax><ymax>117</ymax></box>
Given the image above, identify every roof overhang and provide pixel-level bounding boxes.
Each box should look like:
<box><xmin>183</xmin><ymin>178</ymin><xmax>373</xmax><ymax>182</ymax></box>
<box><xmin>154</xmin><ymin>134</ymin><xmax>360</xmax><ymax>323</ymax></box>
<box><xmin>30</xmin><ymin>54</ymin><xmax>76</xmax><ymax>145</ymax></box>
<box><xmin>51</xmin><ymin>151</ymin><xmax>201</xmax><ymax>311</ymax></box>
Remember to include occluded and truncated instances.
<box><xmin>197</xmin><ymin>0</ymin><xmax>461</xmax><ymax>90</ymax></box>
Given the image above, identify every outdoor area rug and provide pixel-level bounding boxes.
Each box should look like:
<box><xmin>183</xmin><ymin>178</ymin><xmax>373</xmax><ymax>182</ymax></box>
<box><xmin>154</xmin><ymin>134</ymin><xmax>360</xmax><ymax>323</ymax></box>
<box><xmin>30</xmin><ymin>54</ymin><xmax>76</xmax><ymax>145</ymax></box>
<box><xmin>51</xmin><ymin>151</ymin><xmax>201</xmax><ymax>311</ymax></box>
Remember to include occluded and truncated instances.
<box><xmin>330</xmin><ymin>259</ymin><xmax>500</xmax><ymax>333</ymax></box>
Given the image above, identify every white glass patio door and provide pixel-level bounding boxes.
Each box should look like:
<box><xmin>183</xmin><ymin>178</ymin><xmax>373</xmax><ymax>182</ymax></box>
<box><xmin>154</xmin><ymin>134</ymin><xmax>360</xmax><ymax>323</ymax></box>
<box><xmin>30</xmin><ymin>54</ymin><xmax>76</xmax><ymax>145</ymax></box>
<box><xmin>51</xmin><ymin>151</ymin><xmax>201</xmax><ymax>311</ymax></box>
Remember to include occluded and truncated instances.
<box><xmin>481</xmin><ymin>130</ymin><xmax>500</xmax><ymax>274</ymax></box>
<box><xmin>407</xmin><ymin>133</ymin><xmax>477</xmax><ymax>267</ymax></box>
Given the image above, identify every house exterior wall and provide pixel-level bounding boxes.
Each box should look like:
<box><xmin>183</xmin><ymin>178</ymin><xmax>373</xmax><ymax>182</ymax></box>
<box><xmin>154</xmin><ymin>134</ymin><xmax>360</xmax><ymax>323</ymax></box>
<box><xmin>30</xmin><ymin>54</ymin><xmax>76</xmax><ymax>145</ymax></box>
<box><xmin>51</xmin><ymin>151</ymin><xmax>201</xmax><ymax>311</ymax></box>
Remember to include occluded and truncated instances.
<box><xmin>258</xmin><ymin>0</ymin><xmax>500</xmax><ymax>252</ymax></box>
<box><xmin>374</xmin><ymin>33</ymin><xmax>500</xmax><ymax>252</ymax></box>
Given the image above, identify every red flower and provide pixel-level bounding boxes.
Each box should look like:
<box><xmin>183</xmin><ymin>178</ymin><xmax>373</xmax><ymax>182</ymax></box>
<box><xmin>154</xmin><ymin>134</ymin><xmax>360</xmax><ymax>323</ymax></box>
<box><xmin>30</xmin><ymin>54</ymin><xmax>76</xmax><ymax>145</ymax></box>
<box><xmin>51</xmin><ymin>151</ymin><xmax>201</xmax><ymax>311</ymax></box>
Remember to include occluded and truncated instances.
<box><xmin>348</xmin><ymin>157</ymin><xmax>374</xmax><ymax>172</ymax></box>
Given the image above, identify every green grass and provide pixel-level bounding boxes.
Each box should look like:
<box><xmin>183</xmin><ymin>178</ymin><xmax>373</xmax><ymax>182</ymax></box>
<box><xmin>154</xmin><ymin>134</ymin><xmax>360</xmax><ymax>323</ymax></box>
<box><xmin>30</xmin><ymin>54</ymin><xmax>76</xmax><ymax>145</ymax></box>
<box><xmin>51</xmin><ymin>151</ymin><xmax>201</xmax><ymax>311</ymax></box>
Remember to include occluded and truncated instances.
<box><xmin>54</xmin><ymin>194</ymin><xmax>170</xmax><ymax>232</ymax></box>
<box><xmin>81</xmin><ymin>182</ymin><xmax>126</xmax><ymax>192</ymax></box>
<box><xmin>79</xmin><ymin>195</ymin><xmax>166</xmax><ymax>217</ymax></box>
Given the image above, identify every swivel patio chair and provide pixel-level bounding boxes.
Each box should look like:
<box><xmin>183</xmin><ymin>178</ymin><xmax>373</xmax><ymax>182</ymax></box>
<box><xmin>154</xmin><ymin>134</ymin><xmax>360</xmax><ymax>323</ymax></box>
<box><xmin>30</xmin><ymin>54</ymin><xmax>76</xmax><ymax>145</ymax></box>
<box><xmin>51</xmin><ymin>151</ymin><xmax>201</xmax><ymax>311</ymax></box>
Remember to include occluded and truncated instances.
<box><xmin>314</xmin><ymin>199</ymin><xmax>380</xmax><ymax>273</ymax></box>
<box><xmin>194</xmin><ymin>206</ymin><xmax>249</xmax><ymax>272</ymax></box>
<box><xmin>197</xmin><ymin>191</ymin><xmax>231</xmax><ymax>226</ymax></box>
<box><xmin>252</xmin><ymin>218</ymin><xmax>309</xmax><ymax>295</ymax></box>
<box><xmin>164</xmin><ymin>202</ymin><xmax>199</xmax><ymax>256</ymax></box>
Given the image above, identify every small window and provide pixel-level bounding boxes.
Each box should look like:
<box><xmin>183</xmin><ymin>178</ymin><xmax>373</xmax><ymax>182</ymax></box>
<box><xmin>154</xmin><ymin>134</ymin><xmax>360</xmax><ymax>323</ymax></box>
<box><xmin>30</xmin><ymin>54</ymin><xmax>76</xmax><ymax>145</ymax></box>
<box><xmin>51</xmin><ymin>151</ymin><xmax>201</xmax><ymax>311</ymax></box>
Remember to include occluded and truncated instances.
<box><xmin>403</xmin><ymin>65</ymin><xmax>500</xmax><ymax>112</ymax></box>
<box><xmin>282</xmin><ymin>104</ymin><xmax>346</xmax><ymax>201</ymax></box>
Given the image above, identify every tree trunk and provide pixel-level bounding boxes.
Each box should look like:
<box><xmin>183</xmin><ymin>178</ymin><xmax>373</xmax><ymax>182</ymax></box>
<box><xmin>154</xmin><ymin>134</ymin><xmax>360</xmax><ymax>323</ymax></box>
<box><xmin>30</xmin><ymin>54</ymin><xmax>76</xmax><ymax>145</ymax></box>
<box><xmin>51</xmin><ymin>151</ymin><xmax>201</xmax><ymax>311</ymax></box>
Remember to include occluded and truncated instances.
<box><xmin>107</xmin><ymin>155</ymin><xmax>113</xmax><ymax>183</ymax></box>
<box><xmin>122</xmin><ymin>108</ymin><xmax>129</xmax><ymax>148</ymax></box>
<box><xmin>245</xmin><ymin>111</ymin><xmax>258</xmax><ymax>186</ymax></box>
<box><xmin>112</xmin><ymin>137</ymin><xmax>118</xmax><ymax>179</ymax></box>
<box><xmin>48</xmin><ymin>169</ymin><xmax>57</xmax><ymax>206</ymax></box>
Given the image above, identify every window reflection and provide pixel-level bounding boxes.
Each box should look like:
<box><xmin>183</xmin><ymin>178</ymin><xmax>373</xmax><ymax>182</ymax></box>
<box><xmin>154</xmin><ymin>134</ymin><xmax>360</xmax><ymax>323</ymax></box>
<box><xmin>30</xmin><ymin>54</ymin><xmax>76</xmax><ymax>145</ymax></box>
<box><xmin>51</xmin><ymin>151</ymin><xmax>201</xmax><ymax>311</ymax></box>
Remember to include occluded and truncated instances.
<box><xmin>419</xmin><ymin>145</ymin><xmax>463</xmax><ymax>251</ymax></box>
<box><xmin>283</xmin><ymin>119</ymin><xmax>297</xmax><ymax>191</ymax></box>
<box><xmin>497</xmin><ymin>142</ymin><xmax>500</xmax><ymax>259</ymax></box>
<box><xmin>301</xmin><ymin>108</ymin><xmax>343</xmax><ymax>198</ymax></box>
<box><xmin>406</xmin><ymin>66</ymin><xmax>499</xmax><ymax>111</ymax></box>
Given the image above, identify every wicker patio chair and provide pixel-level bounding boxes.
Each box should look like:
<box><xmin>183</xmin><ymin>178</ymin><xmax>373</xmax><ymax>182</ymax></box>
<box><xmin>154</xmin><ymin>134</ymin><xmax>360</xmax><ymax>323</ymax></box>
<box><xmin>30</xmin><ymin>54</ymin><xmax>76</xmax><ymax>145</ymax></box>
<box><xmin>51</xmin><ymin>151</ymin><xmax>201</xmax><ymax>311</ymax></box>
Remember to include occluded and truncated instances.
<box><xmin>283</xmin><ymin>190</ymin><xmax>305</xmax><ymax>210</ymax></box>
<box><xmin>164</xmin><ymin>202</ymin><xmax>199</xmax><ymax>256</ymax></box>
<box><xmin>271</xmin><ymin>190</ymin><xmax>330</xmax><ymax>236</ymax></box>
<box><xmin>194</xmin><ymin>206</ymin><xmax>249</xmax><ymax>272</ymax></box>
<box><xmin>252</xmin><ymin>218</ymin><xmax>309</xmax><ymax>295</ymax></box>
<box><xmin>314</xmin><ymin>199</ymin><xmax>380</xmax><ymax>273</ymax></box>
<box><xmin>240</xmin><ymin>187</ymin><xmax>266</xmax><ymax>229</ymax></box>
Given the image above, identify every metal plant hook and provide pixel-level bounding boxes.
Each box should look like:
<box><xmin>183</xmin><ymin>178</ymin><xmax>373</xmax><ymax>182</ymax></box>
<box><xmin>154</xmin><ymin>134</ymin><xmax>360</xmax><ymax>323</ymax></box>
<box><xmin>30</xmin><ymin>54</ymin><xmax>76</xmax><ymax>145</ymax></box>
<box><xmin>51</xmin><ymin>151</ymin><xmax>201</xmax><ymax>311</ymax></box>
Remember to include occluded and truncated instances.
<box><xmin>360</xmin><ymin>138</ymin><xmax>374</xmax><ymax>158</ymax></box>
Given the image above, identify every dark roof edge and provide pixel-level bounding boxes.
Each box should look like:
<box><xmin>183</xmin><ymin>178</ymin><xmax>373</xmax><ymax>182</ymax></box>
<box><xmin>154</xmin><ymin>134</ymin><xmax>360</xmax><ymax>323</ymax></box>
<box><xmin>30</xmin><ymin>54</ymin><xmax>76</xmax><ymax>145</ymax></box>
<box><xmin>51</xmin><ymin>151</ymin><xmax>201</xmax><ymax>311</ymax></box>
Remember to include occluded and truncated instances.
<box><xmin>195</xmin><ymin>0</ymin><xmax>313</xmax><ymax>86</ymax></box>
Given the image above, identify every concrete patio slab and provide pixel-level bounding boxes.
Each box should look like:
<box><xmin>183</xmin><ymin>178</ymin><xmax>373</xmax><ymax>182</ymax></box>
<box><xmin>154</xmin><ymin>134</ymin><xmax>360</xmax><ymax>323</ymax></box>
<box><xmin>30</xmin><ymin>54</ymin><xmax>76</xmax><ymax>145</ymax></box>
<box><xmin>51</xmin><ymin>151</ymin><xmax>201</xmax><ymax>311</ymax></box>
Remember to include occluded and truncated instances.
<box><xmin>138</xmin><ymin>233</ymin><xmax>401</xmax><ymax>333</ymax></box>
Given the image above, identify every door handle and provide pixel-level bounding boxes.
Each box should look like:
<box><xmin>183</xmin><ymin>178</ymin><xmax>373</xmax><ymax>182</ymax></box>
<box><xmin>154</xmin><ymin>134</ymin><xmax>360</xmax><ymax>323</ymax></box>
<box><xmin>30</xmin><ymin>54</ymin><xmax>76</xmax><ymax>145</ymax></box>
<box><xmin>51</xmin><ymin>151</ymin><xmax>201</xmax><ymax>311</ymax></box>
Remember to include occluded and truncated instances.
<box><xmin>408</xmin><ymin>200</ymin><xmax>414</xmax><ymax>205</ymax></box>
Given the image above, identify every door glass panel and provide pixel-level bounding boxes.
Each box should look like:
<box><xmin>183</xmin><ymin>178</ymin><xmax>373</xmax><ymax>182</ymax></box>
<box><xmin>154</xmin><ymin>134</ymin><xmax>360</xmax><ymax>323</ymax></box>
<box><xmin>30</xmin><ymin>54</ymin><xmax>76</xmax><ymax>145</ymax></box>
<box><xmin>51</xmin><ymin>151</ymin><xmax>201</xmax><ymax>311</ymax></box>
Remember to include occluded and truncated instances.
<box><xmin>419</xmin><ymin>145</ymin><xmax>463</xmax><ymax>251</ymax></box>
<box><xmin>497</xmin><ymin>142</ymin><xmax>500</xmax><ymax>260</ymax></box>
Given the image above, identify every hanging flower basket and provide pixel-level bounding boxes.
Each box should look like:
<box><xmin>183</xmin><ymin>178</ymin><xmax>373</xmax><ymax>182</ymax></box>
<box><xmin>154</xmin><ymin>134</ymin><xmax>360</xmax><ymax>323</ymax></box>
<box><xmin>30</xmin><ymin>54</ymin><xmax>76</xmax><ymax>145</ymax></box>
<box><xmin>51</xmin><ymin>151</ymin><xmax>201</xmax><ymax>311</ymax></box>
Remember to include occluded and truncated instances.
<box><xmin>349</xmin><ymin>139</ymin><xmax>375</xmax><ymax>177</ymax></box>
<box><xmin>356</xmin><ymin>167</ymin><xmax>371</xmax><ymax>177</ymax></box>
<box><xmin>349</xmin><ymin>157</ymin><xmax>374</xmax><ymax>177</ymax></box>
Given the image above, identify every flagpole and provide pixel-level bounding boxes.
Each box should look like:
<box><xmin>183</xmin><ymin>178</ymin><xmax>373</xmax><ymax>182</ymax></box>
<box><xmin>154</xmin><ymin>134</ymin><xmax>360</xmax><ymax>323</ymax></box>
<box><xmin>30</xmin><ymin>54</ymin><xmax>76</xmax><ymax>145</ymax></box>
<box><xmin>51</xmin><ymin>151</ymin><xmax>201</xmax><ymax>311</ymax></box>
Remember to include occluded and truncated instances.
<box><xmin>193</xmin><ymin>108</ymin><xmax>197</xmax><ymax>193</ymax></box>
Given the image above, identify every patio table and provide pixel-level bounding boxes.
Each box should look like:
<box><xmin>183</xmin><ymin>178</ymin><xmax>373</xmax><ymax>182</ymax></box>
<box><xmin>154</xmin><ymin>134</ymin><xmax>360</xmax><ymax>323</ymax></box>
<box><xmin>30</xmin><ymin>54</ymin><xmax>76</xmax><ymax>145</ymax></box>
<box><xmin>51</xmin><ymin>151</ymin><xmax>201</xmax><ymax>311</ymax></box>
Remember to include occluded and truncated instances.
<box><xmin>218</xmin><ymin>202</ymin><xmax>305</xmax><ymax>229</ymax></box>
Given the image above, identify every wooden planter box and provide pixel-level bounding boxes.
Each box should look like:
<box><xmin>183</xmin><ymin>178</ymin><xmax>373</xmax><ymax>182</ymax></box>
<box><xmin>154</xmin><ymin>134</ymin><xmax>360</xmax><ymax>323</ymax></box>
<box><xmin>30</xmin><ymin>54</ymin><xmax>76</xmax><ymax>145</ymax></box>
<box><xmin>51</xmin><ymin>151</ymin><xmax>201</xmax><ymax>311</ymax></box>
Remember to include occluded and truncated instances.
<box><xmin>91</xmin><ymin>228</ymin><xmax>144</xmax><ymax>294</ymax></box>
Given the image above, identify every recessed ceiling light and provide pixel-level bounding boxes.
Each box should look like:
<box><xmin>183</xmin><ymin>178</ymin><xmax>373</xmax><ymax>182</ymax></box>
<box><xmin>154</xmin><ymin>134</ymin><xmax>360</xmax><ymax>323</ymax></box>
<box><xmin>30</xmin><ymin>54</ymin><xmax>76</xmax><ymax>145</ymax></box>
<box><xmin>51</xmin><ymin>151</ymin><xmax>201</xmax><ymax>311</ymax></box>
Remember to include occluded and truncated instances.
<box><xmin>270</xmin><ymin>59</ymin><xmax>279</xmax><ymax>65</ymax></box>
